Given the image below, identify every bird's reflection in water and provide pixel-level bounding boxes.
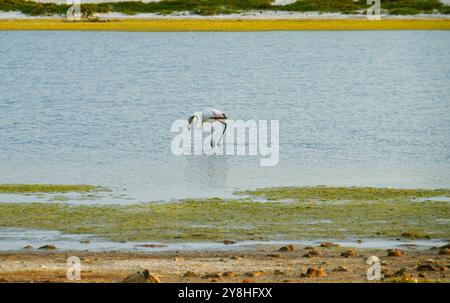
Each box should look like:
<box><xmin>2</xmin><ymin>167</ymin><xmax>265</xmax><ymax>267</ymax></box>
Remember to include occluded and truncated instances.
<box><xmin>184</xmin><ymin>153</ymin><xmax>229</xmax><ymax>190</ymax></box>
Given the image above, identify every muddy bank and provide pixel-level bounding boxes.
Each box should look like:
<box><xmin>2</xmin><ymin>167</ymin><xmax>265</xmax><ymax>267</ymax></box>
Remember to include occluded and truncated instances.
<box><xmin>0</xmin><ymin>244</ymin><xmax>448</xmax><ymax>283</ymax></box>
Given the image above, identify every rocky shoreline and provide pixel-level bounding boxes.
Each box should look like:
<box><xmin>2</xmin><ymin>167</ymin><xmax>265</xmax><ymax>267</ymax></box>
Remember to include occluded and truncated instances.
<box><xmin>0</xmin><ymin>243</ymin><xmax>448</xmax><ymax>283</ymax></box>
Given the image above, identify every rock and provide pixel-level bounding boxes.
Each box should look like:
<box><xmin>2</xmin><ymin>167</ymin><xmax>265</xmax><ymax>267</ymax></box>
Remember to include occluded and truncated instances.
<box><xmin>122</xmin><ymin>269</ymin><xmax>160</xmax><ymax>283</ymax></box>
<box><xmin>441</xmin><ymin>244</ymin><xmax>450</xmax><ymax>249</ymax></box>
<box><xmin>387</xmin><ymin>249</ymin><xmax>406</xmax><ymax>257</ymax></box>
<box><xmin>202</xmin><ymin>273</ymin><xmax>221</xmax><ymax>279</ymax></box>
<box><xmin>320</xmin><ymin>242</ymin><xmax>340</xmax><ymax>248</ymax></box>
<box><xmin>245</xmin><ymin>270</ymin><xmax>265</xmax><ymax>277</ymax></box>
<box><xmin>174</xmin><ymin>256</ymin><xmax>184</xmax><ymax>261</ymax></box>
<box><xmin>223</xmin><ymin>240</ymin><xmax>236</xmax><ymax>245</ymax></box>
<box><xmin>274</xmin><ymin>269</ymin><xmax>285</xmax><ymax>275</ymax></box>
<box><xmin>79</xmin><ymin>240</ymin><xmax>90</xmax><ymax>244</ymax></box>
<box><xmin>308</xmin><ymin>248</ymin><xmax>321</xmax><ymax>255</ymax></box>
<box><xmin>183</xmin><ymin>271</ymin><xmax>199</xmax><ymax>278</ymax></box>
<box><xmin>222</xmin><ymin>271</ymin><xmax>237</xmax><ymax>277</ymax></box>
<box><xmin>386</xmin><ymin>268</ymin><xmax>417</xmax><ymax>282</ymax></box>
<box><xmin>332</xmin><ymin>266</ymin><xmax>349</xmax><ymax>272</ymax></box>
<box><xmin>417</xmin><ymin>260</ymin><xmax>448</xmax><ymax>272</ymax></box>
<box><xmin>135</xmin><ymin>244</ymin><xmax>167</xmax><ymax>248</ymax></box>
<box><xmin>301</xmin><ymin>267</ymin><xmax>327</xmax><ymax>278</ymax></box>
<box><xmin>267</xmin><ymin>254</ymin><xmax>281</xmax><ymax>258</ymax></box>
<box><xmin>304</xmin><ymin>246</ymin><xmax>315</xmax><ymax>250</ymax></box>
<box><xmin>340</xmin><ymin>249</ymin><xmax>358</xmax><ymax>258</ymax></box>
<box><xmin>23</xmin><ymin>245</ymin><xmax>33</xmax><ymax>250</ymax></box>
<box><xmin>382</xmin><ymin>269</ymin><xmax>392</xmax><ymax>278</ymax></box>
<box><xmin>303</xmin><ymin>248</ymin><xmax>321</xmax><ymax>258</ymax></box>
<box><xmin>418</xmin><ymin>273</ymin><xmax>426</xmax><ymax>278</ymax></box>
<box><xmin>38</xmin><ymin>245</ymin><xmax>56</xmax><ymax>250</ymax></box>
<box><xmin>148</xmin><ymin>274</ymin><xmax>160</xmax><ymax>283</ymax></box>
<box><xmin>222</xmin><ymin>271</ymin><xmax>237</xmax><ymax>278</ymax></box>
<box><xmin>356</xmin><ymin>240</ymin><xmax>363</xmax><ymax>244</ymax></box>
<box><xmin>392</xmin><ymin>268</ymin><xmax>410</xmax><ymax>277</ymax></box>
<box><xmin>210</xmin><ymin>278</ymin><xmax>222</xmax><ymax>282</ymax></box>
<box><xmin>438</xmin><ymin>248</ymin><xmax>450</xmax><ymax>255</ymax></box>
<box><xmin>242</xmin><ymin>279</ymin><xmax>255</xmax><ymax>283</ymax></box>
<box><xmin>278</xmin><ymin>245</ymin><xmax>296</xmax><ymax>252</ymax></box>
<box><xmin>230</xmin><ymin>256</ymin><xmax>242</xmax><ymax>260</ymax></box>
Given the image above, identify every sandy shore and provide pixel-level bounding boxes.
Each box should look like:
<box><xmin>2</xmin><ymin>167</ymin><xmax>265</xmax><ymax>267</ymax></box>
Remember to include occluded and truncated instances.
<box><xmin>0</xmin><ymin>244</ymin><xmax>448</xmax><ymax>283</ymax></box>
<box><xmin>1</xmin><ymin>19</ymin><xmax>450</xmax><ymax>31</ymax></box>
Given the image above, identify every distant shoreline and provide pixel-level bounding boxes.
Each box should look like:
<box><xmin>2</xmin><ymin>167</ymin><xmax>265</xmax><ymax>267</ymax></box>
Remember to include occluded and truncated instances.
<box><xmin>2</xmin><ymin>18</ymin><xmax>450</xmax><ymax>31</ymax></box>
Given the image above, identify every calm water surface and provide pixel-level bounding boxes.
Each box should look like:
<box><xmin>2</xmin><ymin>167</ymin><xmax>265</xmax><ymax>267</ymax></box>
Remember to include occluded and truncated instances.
<box><xmin>1</xmin><ymin>31</ymin><xmax>449</xmax><ymax>202</ymax></box>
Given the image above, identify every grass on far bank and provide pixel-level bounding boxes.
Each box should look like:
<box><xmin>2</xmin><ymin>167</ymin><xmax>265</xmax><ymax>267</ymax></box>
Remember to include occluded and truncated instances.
<box><xmin>0</xmin><ymin>184</ymin><xmax>104</xmax><ymax>193</ymax></box>
<box><xmin>0</xmin><ymin>0</ymin><xmax>449</xmax><ymax>17</ymax></box>
<box><xmin>0</xmin><ymin>186</ymin><xmax>449</xmax><ymax>242</ymax></box>
<box><xmin>1</xmin><ymin>19</ymin><xmax>450</xmax><ymax>32</ymax></box>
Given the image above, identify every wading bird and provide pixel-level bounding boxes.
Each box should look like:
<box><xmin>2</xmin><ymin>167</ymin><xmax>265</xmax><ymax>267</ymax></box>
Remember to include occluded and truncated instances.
<box><xmin>188</xmin><ymin>108</ymin><xmax>228</xmax><ymax>147</ymax></box>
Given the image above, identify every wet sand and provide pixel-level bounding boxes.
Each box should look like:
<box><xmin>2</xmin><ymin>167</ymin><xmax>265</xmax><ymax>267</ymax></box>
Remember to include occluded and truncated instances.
<box><xmin>1</xmin><ymin>19</ymin><xmax>450</xmax><ymax>32</ymax></box>
<box><xmin>0</xmin><ymin>244</ymin><xmax>448</xmax><ymax>283</ymax></box>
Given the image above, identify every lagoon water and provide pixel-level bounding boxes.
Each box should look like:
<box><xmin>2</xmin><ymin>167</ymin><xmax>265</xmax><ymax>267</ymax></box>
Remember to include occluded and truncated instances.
<box><xmin>1</xmin><ymin>31</ymin><xmax>450</xmax><ymax>202</ymax></box>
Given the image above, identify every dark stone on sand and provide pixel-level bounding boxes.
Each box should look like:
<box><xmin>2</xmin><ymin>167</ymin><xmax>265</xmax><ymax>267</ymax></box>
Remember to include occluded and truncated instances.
<box><xmin>320</xmin><ymin>242</ymin><xmax>340</xmax><ymax>248</ymax></box>
<box><xmin>340</xmin><ymin>249</ymin><xmax>358</xmax><ymax>258</ymax></box>
<box><xmin>245</xmin><ymin>270</ymin><xmax>265</xmax><ymax>277</ymax></box>
<box><xmin>135</xmin><ymin>244</ymin><xmax>168</xmax><ymax>248</ymax></box>
<box><xmin>222</xmin><ymin>271</ymin><xmax>237</xmax><ymax>277</ymax></box>
<box><xmin>202</xmin><ymin>273</ymin><xmax>221</xmax><ymax>279</ymax></box>
<box><xmin>183</xmin><ymin>271</ymin><xmax>199</xmax><ymax>278</ymax></box>
<box><xmin>122</xmin><ymin>269</ymin><xmax>160</xmax><ymax>283</ymax></box>
<box><xmin>439</xmin><ymin>248</ymin><xmax>450</xmax><ymax>255</ymax></box>
<box><xmin>223</xmin><ymin>240</ymin><xmax>237</xmax><ymax>245</ymax></box>
<box><xmin>301</xmin><ymin>267</ymin><xmax>327</xmax><ymax>278</ymax></box>
<box><xmin>38</xmin><ymin>245</ymin><xmax>56</xmax><ymax>250</ymax></box>
<box><xmin>278</xmin><ymin>245</ymin><xmax>296</xmax><ymax>252</ymax></box>
<box><xmin>332</xmin><ymin>266</ymin><xmax>348</xmax><ymax>272</ymax></box>
<box><xmin>417</xmin><ymin>260</ymin><xmax>448</xmax><ymax>272</ymax></box>
<box><xmin>387</xmin><ymin>249</ymin><xmax>406</xmax><ymax>257</ymax></box>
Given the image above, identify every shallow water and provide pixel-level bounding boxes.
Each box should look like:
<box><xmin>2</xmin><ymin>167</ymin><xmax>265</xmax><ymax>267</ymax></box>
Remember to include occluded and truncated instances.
<box><xmin>1</xmin><ymin>31</ymin><xmax>450</xmax><ymax>203</ymax></box>
<box><xmin>0</xmin><ymin>228</ymin><xmax>446</xmax><ymax>252</ymax></box>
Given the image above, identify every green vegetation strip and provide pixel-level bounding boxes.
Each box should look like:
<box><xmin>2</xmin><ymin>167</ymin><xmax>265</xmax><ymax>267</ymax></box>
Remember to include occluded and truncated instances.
<box><xmin>0</xmin><ymin>186</ymin><xmax>449</xmax><ymax>242</ymax></box>
<box><xmin>0</xmin><ymin>184</ymin><xmax>103</xmax><ymax>193</ymax></box>
<box><xmin>0</xmin><ymin>0</ymin><xmax>449</xmax><ymax>17</ymax></box>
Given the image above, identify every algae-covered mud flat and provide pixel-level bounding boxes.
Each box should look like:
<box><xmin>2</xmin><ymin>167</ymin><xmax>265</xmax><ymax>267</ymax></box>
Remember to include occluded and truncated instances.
<box><xmin>0</xmin><ymin>186</ymin><xmax>449</xmax><ymax>243</ymax></box>
<box><xmin>0</xmin><ymin>185</ymin><xmax>449</xmax><ymax>283</ymax></box>
<box><xmin>0</xmin><ymin>184</ymin><xmax>103</xmax><ymax>193</ymax></box>
<box><xmin>1</xmin><ymin>19</ymin><xmax>450</xmax><ymax>31</ymax></box>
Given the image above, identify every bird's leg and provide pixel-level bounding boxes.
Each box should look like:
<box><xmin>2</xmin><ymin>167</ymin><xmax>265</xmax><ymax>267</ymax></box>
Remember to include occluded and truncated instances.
<box><xmin>217</xmin><ymin>120</ymin><xmax>227</xmax><ymax>145</ymax></box>
<box><xmin>211</xmin><ymin>123</ymin><xmax>214</xmax><ymax>148</ymax></box>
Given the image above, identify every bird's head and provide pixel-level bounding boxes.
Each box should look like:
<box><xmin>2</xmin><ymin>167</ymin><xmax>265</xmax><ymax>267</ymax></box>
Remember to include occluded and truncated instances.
<box><xmin>187</xmin><ymin>115</ymin><xmax>196</xmax><ymax>130</ymax></box>
<box><xmin>188</xmin><ymin>112</ymin><xmax>203</xmax><ymax>129</ymax></box>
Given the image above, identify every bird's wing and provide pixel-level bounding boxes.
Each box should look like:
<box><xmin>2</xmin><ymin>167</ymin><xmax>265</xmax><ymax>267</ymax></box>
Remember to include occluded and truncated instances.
<box><xmin>210</xmin><ymin>108</ymin><xmax>227</xmax><ymax>119</ymax></box>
